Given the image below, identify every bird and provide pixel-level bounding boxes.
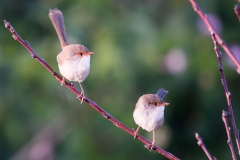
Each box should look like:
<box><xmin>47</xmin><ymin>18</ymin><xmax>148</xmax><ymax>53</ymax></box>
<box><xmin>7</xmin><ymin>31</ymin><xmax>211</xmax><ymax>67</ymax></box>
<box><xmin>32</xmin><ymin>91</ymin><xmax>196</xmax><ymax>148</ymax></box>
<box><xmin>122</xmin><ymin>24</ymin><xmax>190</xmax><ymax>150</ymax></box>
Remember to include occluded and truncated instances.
<box><xmin>49</xmin><ymin>8</ymin><xmax>94</xmax><ymax>103</ymax></box>
<box><xmin>133</xmin><ymin>88</ymin><xmax>169</xmax><ymax>151</ymax></box>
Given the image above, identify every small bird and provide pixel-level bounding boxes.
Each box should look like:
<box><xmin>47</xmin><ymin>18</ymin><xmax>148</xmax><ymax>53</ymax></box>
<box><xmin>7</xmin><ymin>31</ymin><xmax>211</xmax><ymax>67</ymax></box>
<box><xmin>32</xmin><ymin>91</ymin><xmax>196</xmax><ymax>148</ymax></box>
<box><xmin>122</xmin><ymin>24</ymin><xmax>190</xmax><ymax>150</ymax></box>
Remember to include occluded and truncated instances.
<box><xmin>49</xmin><ymin>8</ymin><xmax>94</xmax><ymax>102</ymax></box>
<box><xmin>133</xmin><ymin>88</ymin><xmax>169</xmax><ymax>151</ymax></box>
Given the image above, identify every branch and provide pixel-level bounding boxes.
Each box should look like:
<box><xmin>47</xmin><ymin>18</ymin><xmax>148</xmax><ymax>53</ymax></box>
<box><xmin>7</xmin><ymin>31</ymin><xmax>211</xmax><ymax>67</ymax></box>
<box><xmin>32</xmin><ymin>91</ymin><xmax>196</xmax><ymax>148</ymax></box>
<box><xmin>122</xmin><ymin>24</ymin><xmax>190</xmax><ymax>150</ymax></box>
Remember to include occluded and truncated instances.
<box><xmin>195</xmin><ymin>133</ymin><xmax>217</xmax><ymax>160</ymax></box>
<box><xmin>234</xmin><ymin>4</ymin><xmax>240</xmax><ymax>22</ymax></box>
<box><xmin>210</xmin><ymin>30</ymin><xmax>240</xmax><ymax>156</ymax></box>
<box><xmin>189</xmin><ymin>0</ymin><xmax>240</xmax><ymax>73</ymax></box>
<box><xmin>189</xmin><ymin>0</ymin><xmax>240</xmax><ymax>155</ymax></box>
<box><xmin>3</xmin><ymin>20</ymin><xmax>180</xmax><ymax>160</ymax></box>
<box><xmin>222</xmin><ymin>110</ymin><xmax>237</xmax><ymax>160</ymax></box>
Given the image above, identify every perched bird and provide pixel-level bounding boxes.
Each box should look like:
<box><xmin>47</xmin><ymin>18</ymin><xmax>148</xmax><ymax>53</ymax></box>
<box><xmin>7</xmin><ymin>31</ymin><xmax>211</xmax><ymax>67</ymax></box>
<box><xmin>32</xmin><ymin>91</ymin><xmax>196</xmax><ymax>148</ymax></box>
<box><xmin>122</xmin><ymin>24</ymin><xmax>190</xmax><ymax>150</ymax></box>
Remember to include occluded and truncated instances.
<box><xmin>133</xmin><ymin>88</ymin><xmax>169</xmax><ymax>150</ymax></box>
<box><xmin>49</xmin><ymin>8</ymin><xmax>94</xmax><ymax>102</ymax></box>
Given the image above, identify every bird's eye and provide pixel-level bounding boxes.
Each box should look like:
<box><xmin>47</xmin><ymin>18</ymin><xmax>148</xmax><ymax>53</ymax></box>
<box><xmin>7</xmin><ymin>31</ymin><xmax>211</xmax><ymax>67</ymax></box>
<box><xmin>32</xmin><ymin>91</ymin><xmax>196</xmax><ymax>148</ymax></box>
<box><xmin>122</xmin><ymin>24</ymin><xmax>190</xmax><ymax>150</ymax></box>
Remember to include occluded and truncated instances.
<box><xmin>80</xmin><ymin>52</ymin><xmax>83</xmax><ymax>56</ymax></box>
<box><xmin>154</xmin><ymin>102</ymin><xmax>157</xmax><ymax>105</ymax></box>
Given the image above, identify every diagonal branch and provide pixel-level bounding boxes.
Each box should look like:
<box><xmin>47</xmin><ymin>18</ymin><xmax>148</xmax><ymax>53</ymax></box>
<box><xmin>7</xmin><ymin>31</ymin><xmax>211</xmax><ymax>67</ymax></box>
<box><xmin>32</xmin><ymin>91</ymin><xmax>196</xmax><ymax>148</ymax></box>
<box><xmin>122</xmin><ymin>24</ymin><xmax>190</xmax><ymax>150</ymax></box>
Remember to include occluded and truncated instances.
<box><xmin>195</xmin><ymin>133</ymin><xmax>217</xmax><ymax>160</ymax></box>
<box><xmin>189</xmin><ymin>0</ymin><xmax>240</xmax><ymax>155</ymax></box>
<box><xmin>222</xmin><ymin>110</ymin><xmax>237</xmax><ymax>160</ymax></box>
<box><xmin>189</xmin><ymin>0</ymin><xmax>240</xmax><ymax>73</ymax></box>
<box><xmin>3</xmin><ymin>20</ymin><xmax>180</xmax><ymax>160</ymax></box>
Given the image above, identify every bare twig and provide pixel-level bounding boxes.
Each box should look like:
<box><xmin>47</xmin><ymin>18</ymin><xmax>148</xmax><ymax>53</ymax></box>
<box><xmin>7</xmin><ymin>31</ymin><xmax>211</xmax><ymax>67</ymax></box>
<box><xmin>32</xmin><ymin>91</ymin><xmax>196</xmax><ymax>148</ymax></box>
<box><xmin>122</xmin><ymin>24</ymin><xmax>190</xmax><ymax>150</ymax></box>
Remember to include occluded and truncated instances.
<box><xmin>222</xmin><ymin>110</ymin><xmax>237</xmax><ymax>160</ymax></box>
<box><xmin>234</xmin><ymin>4</ymin><xmax>240</xmax><ymax>22</ymax></box>
<box><xmin>3</xmin><ymin>20</ymin><xmax>180</xmax><ymax>160</ymax></box>
<box><xmin>210</xmin><ymin>30</ymin><xmax>240</xmax><ymax>156</ymax></box>
<box><xmin>195</xmin><ymin>133</ymin><xmax>217</xmax><ymax>160</ymax></box>
<box><xmin>189</xmin><ymin>0</ymin><xmax>240</xmax><ymax>73</ymax></box>
<box><xmin>189</xmin><ymin>0</ymin><xmax>240</xmax><ymax>155</ymax></box>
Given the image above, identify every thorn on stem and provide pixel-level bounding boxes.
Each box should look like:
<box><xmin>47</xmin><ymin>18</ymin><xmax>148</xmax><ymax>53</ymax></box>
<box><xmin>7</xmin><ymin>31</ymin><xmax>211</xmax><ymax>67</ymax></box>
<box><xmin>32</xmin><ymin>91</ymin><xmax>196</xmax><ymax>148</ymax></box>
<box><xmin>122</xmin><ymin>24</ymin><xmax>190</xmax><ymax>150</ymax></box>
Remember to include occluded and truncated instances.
<box><xmin>103</xmin><ymin>113</ymin><xmax>109</xmax><ymax>119</ymax></box>
<box><xmin>12</xmin><ymin>35</ymin><xmax>17</xmax><ymax>40</ymax></box>
<box><xmin>222</xmin><ymin>110</ymin><xmax>227</xmax><ymax>117</ymax></box>
<box><xmin>227</xmin><ymin>91</ymin><xmax>231</xmax><ymax>97</ymax></box>
<box><xmin>51</xmin><ymin>71</ymin><xmax>56</xmax><ymax>75</ymax></box>
<box><xmin>227</xmin><ymin>139</ymin><xmax>231</xmax><ymax>144</ymax></box>
<box><xmin>30</xmin><ymin>54</ymin><xmax>37</xmax><ymax>58</ymax></box>
<box><xmin>218</xmin><ymin>65</ymin><xmax>222</xmax><ymax>70</ymax></box>
<box><xmin>25</xmin><ymin>40</ymin><xmax>30</xmax><ymax>46</ymax></box>
<box><xmin>3</xmin><ymin>20</ymin><xmax>10</xmax><ymax>28</ymax></box>
<box><xmin>210</xmin><ymin>30</ymin><xmax>215</xmax><ymax>35</ymax></box>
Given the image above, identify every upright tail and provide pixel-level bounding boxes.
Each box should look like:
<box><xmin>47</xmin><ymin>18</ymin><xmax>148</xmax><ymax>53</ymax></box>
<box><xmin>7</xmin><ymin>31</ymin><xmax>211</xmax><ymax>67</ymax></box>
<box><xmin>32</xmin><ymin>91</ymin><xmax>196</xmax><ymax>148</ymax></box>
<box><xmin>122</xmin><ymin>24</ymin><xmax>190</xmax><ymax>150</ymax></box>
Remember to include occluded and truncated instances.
<box><xmin>49</xmin><ymin>8</ymin><xmax>68</xmax><ymax>49</ymax></box>
<box><xmin>156</xmin><ymin>88</ymin><xmax>168</xmax><ymax>98</ymax></box>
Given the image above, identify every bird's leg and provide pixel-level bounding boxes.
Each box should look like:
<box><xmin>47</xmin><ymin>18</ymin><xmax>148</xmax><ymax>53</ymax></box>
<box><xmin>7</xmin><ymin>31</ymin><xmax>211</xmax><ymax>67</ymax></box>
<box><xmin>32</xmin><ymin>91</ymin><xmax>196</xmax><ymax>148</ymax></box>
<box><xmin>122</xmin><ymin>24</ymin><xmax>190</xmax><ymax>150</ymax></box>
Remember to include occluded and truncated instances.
<box><xmin>60</xmin><ymin>77</ymin><xmax>66</xmax><ymax>86</ymax></box>
<box><xmin>150</xmin><ymin>131</ymin><xmax>155</xmax><ymax>151</ymax></box>
<box><xmin>134</xmin><ymin>126</ymin><xmax>141</xmax><ymax>139</ymax></box>
<box><xmin>77</xmin><ymin>82</ymin><xmax>85</xmax><ymax>103</ymax></box>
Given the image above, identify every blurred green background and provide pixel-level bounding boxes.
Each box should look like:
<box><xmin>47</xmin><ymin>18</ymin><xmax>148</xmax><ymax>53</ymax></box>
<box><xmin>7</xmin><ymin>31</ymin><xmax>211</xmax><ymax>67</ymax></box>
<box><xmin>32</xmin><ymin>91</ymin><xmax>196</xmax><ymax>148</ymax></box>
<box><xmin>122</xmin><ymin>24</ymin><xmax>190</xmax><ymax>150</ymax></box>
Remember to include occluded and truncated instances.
<box><xmin>1</xmin><ymin>0</ymin><xmax>240</xmax><ymax>159</ymax></box>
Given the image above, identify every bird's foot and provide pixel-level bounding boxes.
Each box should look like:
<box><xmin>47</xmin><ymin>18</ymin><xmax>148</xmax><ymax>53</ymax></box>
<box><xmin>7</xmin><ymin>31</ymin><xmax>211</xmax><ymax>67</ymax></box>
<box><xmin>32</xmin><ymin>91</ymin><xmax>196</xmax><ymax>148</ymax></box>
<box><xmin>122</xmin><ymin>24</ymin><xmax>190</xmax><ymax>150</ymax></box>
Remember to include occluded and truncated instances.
<box><xmin>60</xmin><ymin>77</ymin><xmax>66</xmax><ymax>86</ymax></box>
<box><xmin>133</xmin><ymin>131</ymin><xmax>138</xmax><ymax>139</ymax></box>
<box><xmin>77</xmin><ymin>82</ymin><xmax>85</xmax><ymax>104</ymax></box>
<box><xmin>150</xmin><ymin>143</ymin><xmax>155</xmax><ymax>152</ymax></box>
<box><xmin>77</xmin><ymin>92</ymin><xmax>85</xmax><ymax>104</ymax></box>
<box><xmin>144</xmin><ymin>143</ymin><xmax>155</xmax><ymax>152</ymax></box>
<box><xmin>133</xmin><ymin>126</ymin><xmax>140</xmax><ymax>139</ymax></box>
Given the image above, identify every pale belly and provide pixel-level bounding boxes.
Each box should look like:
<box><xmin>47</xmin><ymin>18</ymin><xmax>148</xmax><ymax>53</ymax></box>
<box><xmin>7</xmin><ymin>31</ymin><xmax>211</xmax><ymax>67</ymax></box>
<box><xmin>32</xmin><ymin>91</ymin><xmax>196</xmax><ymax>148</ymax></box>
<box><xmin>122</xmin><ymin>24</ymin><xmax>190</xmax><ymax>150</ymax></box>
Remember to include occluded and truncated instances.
<box><xmin>133</xmin><ymin>107</ymin><xmax>164</xmax><ymax>132</ymax></box>
<box><xmin>57</xmin><ymin>55</ymin><xmax>90</xmax><ymax>82</ymax></box>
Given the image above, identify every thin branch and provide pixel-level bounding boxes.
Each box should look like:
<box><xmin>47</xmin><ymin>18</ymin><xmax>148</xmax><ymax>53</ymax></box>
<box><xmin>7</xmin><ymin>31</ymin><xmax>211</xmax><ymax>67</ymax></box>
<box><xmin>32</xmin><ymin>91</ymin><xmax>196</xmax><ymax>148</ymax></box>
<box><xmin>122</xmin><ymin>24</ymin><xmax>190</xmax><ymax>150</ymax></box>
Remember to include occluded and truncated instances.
<box><xmin>210</xmin><ymin>30</ymin><xmax>240</xmax><ymax>156</ymax></box>
<box><xmin>189</xmin><ymin>0</ymin><xmax>240</xmax><ymax>155</ymax></box>
<box><xmin>189</xmin><ymin>0</ymin><xmax>240</xmax><ymax>73</ymax></box>
<box><xmin>234</xmin><ymin>4</ymin><xmax>240</xmax><ymax>22</ymax></box>
<box><xmin>3</xmin><ymin>20</ymin><xmax>180</xmax><ymax>160</ymax></box>
<box><xmin>195</xmin><ymin>133</ymin><xmax>217</xmax><ymax>160</ymax></box>
<box><xmin>212</xmin><ymin>27</ymin><xmax>238</xmax><ymax>159</ymax></box>
<box><xmin>222</xmin><ymin>110</ymin><xmax>237</xmax><ymax>160</ymax></box>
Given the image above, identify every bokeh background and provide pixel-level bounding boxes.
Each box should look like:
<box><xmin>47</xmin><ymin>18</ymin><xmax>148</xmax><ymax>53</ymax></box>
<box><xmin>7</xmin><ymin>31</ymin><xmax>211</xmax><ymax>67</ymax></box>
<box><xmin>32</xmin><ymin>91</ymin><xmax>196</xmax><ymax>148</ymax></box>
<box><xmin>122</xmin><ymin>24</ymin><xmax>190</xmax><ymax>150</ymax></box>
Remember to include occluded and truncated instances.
<box><xmin>1</xmin><ymin>0</ymin><xmax>240</xmax><ymax>159</ymax></box>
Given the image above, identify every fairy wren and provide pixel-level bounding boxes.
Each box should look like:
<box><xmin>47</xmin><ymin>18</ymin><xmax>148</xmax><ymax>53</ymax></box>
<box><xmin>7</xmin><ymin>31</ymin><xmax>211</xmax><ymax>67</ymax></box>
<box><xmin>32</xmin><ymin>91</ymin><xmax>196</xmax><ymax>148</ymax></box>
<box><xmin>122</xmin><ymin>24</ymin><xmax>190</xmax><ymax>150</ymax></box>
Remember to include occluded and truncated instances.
<box><xmin>49</xmin><ymin>8</ymin><xmax>94</xmax><ymax>102</ymax></box>
<box><xmin>133</xmin><ymin>88</ymin><xmax>169</xmax><ymax>150</ymax></box>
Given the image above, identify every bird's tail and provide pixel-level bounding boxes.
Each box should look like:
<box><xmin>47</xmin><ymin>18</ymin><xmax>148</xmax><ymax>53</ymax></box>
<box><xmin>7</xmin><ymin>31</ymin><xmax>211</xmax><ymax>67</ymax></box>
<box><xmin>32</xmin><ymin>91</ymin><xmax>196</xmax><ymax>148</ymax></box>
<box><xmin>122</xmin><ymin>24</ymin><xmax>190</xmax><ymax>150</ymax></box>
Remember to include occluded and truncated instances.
<box><xmin>49</xmin><ymin>8</ymin><xmax>68</xmax><ymax>49</ymax></box>
<box><xmin>157</xmin><ymin>88</ymin><xmax>168</xmax><ymax>98</ymax></box>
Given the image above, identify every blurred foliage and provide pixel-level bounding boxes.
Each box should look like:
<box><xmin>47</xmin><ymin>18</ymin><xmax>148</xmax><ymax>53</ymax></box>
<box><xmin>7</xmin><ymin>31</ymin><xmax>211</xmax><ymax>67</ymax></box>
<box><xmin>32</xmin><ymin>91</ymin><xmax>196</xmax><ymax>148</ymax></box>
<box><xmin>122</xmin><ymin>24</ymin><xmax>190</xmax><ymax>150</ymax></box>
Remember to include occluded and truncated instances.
<box><xmin>1</xmin><ymin>0</ymin><xmax>240</xmax><ymax>159</ymax></box>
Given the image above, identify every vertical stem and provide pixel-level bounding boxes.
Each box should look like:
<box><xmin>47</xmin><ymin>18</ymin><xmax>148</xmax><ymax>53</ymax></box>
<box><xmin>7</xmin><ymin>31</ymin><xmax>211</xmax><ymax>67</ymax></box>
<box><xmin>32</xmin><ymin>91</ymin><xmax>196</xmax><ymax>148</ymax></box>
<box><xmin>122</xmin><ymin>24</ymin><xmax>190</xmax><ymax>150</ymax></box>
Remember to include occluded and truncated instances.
<box><xmin>189</xmin><ymin>0</ymin><xmax>240</xmax><ymax>155</ymax></box>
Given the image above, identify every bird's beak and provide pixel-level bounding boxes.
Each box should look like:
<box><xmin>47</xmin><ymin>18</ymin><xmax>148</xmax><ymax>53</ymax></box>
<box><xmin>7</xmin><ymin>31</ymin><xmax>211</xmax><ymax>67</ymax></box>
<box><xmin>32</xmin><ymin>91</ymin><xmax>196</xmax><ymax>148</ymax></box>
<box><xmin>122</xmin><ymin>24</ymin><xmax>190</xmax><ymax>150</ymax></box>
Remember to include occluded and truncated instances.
<box><xmin>88</xmin><ymin>52</ymin><xmax>94</xmax><ymax>55</ymax></box>
<box><xmin>164</xmin><ymin>102</ymin><xmax>170</xmax><ymax>106</ymax></box>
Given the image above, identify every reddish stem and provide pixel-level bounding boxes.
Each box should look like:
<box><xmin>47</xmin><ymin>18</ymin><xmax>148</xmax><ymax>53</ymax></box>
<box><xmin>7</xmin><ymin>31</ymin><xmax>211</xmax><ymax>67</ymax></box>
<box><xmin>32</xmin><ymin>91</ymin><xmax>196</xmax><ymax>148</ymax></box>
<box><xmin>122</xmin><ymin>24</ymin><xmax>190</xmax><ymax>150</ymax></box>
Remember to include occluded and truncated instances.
<box><xmin>210</xmin><ymin>30</ymin><xmax>240</xmax><ymax>156</ymax></box>
<box><xmin>222</xmin><ymin>110</ymin><xmax>237</xmax><ymax>160</ymax></box>
<box><xmin>3</xmin><ymin>20</ymin><xmax>180</xmax><ymax>160</ymax></box>
<box><xmin>234</xmin><ymin>4</ymin><xmax>240</xmax><ymax>22</ymax></box>
<box><xmin>195</xmin><ymin>133</ymin><xmax>216</xmax><ymax>160</ymax></box>
<box><xmin>189</xmin><ymin>0</ymin><xmax>240</xmax><ymax>72</ymax></box>
<box><xmin>189</xmin><ymin>0</ymin><xmax>240</xmax><ymax>155</ymax></box>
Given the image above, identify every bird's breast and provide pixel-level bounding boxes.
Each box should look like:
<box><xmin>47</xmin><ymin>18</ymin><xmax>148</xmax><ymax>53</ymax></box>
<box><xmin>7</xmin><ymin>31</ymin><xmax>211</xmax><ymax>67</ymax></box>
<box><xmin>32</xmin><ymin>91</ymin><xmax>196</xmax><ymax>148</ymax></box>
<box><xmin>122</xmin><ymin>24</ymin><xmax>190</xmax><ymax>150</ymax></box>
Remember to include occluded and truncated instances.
<box><xmin>133</xmin><ymin>106</ymin><xmax>165</xmax><ymax>132</ymax></box>
<box><xmin>57</xmin><ymin>53</ymin><xmax>91</xmax><ymax>82</ymax></box>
